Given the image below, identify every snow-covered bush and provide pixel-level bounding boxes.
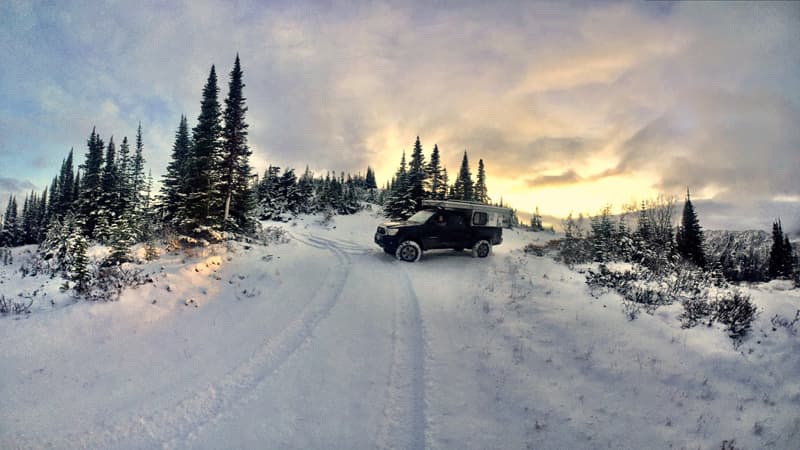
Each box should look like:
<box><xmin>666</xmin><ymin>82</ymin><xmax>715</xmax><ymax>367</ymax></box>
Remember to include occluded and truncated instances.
<box><xmin>81</xmin><ymin>265</ymin><xmax>149</xmax><ymax>302</ymax></box>
<box><xmin>712</xmin><ymin>289</ymin><xmax>758</xmax><ymax>340</ymax></box>
<box><xmin>257</xmin><ymin>226</ymin><xmax>289</xmax><ymax>246</ymax></box>
<box><xmin>0</xmin><ymin>294</ymin><xmax>32</xmax><ymax>315</ymax></box>
<box><xmin>679</xmin><ymin>295</ymin><xmax>714</xmax><ymax>328</ymax></box>
<box><xmin>770</xmin><ymin>309</ymin><xmax>800</xmax><ymax>335</ymax></box>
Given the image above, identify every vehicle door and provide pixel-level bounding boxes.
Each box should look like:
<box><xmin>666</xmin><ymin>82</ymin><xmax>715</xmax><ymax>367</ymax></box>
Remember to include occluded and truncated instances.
<box><xmin>421</xmin><ymin>212</ymin><xmax>448</xmax><ymax>249</ymax></box>
<box><xmin>441</xmin><ymin>211</ymin><xmax>470</xmax><ymax>248</ymax></box>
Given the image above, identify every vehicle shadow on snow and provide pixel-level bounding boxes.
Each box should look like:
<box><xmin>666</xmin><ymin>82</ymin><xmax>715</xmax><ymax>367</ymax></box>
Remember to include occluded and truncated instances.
<box><xmin>374</xmin><ymin>248</ymin><xmax>477</xmax><ymax>263</ymax></box>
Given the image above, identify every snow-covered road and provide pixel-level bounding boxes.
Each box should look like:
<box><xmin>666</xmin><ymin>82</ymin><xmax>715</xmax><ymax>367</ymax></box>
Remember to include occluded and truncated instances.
<box><xmin>2</xmin><ymin>212</ymin><xmax>799</xmax><ymax>449</ymax></box>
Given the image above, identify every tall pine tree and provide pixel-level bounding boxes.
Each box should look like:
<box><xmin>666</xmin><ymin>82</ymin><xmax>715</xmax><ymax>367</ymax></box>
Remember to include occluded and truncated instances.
<box><xmin>768</xmin><ymin>219</ymin><xmax>795</xmax><ymax>279</ymax></box>
<box><xmin>676</xmin><ymin>189</ymin><xmax>706</xmax><ymax>268</ymax></box>
<box><xmin>80</xmin><ymin>127</ymin><xmax>105</xmax><ymax>236</ymax></box>
<box><xmin>475</xmin><ymin>158</ymin><xmax>488</xmax><ymax>203</ymax></box>
<box><xmin>161</xmin><ymin>115</ymin><xmax>192</xmax><ymax>225</ymax></box>
<box><xmin>453</xmin><ymin>151</ymin><xmax>474</xmax><ymax>201</ymax></box>
<box><xmin>184</xmin><ymin>65</ymin><xmax>223</xmax><ymax>232</ymax></box>
<box><xmin>221</xmin><ymin>55</ymin><xmax>255</xmax><ymax>231</ymax></box>
<box><xmin>427</xmin><ymin>144</ymin><xmax>445</xmax><ymax>200</ymax></box>
<box><xmin>406</xmin><ymin>136</ymin><xmax>428</xmax><ymax>210</ymax></box>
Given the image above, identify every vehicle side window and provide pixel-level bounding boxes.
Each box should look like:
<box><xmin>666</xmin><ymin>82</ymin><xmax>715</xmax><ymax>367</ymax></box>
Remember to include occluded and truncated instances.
<box><xmin>447</xmin><ymin>213</ymin><xmax>467</xmax><ymax>230</ymax></box>
<box><xmin>473</xmin><ymin>212</ymin><xmax>488</xmax><ymax>226</ymax></box>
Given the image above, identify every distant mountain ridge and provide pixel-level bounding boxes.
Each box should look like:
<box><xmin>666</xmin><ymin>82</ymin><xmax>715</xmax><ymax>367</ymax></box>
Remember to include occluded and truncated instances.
<box><xmin>704</xmin><ymin>229</ymin><xmax>771</xmax><ymax>281</ymax></box>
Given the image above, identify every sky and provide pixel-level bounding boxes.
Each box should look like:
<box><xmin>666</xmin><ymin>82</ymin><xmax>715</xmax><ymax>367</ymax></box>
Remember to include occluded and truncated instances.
<box><xmin>0</xmin><ymin>0</ymin><xmax>798</xmax><ymax>232</ymax></box>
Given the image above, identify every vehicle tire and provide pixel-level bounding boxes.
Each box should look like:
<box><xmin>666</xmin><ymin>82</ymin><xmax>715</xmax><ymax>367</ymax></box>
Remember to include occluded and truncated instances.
<box><xmin>471</xmin><ymin>240</ymin><xmax>491</xmax><ymax>258</ymax></box>
<box><xmin>396</xmin><ymin>240</ymin><xmax>422</xmax><ymax>262</ymax></box>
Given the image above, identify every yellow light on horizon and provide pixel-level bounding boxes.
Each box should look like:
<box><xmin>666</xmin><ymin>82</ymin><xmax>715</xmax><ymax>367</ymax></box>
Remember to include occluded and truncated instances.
<box><xmin>494</xmin><ymin>173</ymin><xmax>660</xmax><ymax>219</ymax></box>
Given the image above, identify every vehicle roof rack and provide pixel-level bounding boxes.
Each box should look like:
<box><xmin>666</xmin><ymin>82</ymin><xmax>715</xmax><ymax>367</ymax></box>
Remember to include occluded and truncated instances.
<box><xmin>421</xmin><ymin>199</ymin><xmax>512</xmax><ymax>215</ymax></box>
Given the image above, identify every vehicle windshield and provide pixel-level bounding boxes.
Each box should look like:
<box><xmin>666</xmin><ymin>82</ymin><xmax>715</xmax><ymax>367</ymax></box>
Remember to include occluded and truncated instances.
<box><xmin>407</xmin><ymin>210</ymin><xmax>436</xmax><ymax>223</ymax></box>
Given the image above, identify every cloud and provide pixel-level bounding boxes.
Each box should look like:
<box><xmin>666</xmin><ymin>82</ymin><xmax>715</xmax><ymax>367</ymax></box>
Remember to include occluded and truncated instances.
<box><xmin>526</xmin><ymin>170</ymin><xmax>583</xmax><ymax>188</ymax></box>
<box><xmin>0</xmin><ymin>1</ymin><xmax>798</xmax><ymax>229</ymax></box>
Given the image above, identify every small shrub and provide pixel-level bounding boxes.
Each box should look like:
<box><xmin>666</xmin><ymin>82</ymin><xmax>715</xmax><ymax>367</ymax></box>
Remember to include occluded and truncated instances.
<box><xmin>712</xmin><ymin>289</ymin><xmax>758</xmax><ymax>340</ymax></box>
<box><xmin>679</xmin><ymin>296</ymin><xmax>713</xmax><ymax>328</ymax></box>
<box><xmin>0</xmin><ymin>294</ymin><xmax>32</xmax><ymax>315</ymax></box>
<box><xmin>258</xmin><ymin>226</ymin><xmax>290</xmax><ymax>246</ymax></box>
<box><xmin>770</xmin><ymin>309</ymin><xmax>800</xmax><ymax>335</ymax></box>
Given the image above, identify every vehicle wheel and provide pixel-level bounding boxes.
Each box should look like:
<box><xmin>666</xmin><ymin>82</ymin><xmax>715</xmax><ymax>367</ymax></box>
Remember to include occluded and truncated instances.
<box><xmin>472</xmin><ymin>240</ymin><xmax>491</xmax><ymax>258</ymax></box>
<box><xmin>396</xmin><ymin>240</ymin><xmax>422</xmax><ymax>262</ymax></box>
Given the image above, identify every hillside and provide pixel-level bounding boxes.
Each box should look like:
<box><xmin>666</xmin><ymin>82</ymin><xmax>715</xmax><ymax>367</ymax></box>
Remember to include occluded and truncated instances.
<box><xmin>1</xmin><ymin>210</ymin><xmax>799</xmax><ymax>449</ymax></box>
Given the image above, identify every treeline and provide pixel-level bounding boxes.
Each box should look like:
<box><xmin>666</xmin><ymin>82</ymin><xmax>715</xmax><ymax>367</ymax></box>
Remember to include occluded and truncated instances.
<box><xmin>255</xmin><ymin>166</ymin><xmax>377</xmax><ymax>219</ymax></box>
<box><xmin>0</xmin><ymin>126</ymin><xmax>150</xmax><ymax>249</ymax></box>
<box><xmin>557</xmin><ymin>191</ymin><xmax>798</xmax><ymax>283</ymax></box>
<box><xmin>0</xmin><ymin>54</ymin><xmax>371</xmax><ymax>295</ymax></box>
<box><xmin>381</xmin><ymin>136</ymin><xmax>503</xmax><ymax>220</ymax></box>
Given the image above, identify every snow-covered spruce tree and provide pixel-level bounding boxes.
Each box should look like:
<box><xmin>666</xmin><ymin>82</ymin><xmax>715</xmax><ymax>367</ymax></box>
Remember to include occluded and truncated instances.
<box><xmin>131</xmin><ymin>123</ymin><xmax>146</xmax><ymax>218</ymax></box>
<box><xmin>365</xmin><ymin>166</ymin><xmax>377</xmax><ymax>190</ymax></box>
<box><xmin>531</xmin><ymin>206</ymin><xmax>544</xmax><ymax>231</ymax></box>
<box><xmin>221</xmin><ymin>54</ymin><xmax>255</xmax><ymax>231</ymax></box>
<box><xmin>426</xmin><ymin>144</ymin><xmax>445</xmax><ymax>200</ymax></box>
<box><xmin>57</xmin><ymin>149</ymin><xmax>75</xmax><ymax>219</ymax></box>
<box><xmin>70</xmin><ymin>230</ymin><xmax>91</xmax><ymax>293</ymax></box>
<box><xmin>183</xmin><ymin>65</ymin><xmax>223</xmax><ymax>234</ymax></box>
<box><xmin>257</xmin><ymin>165</ymin><xmax>282</xmax><ymax>219</ymax></box>
<box><xmin>385</xmin><ymin>151</ymin><xmax>416</xmax><ymax>219</ymax></box>
<box><xmin>116</xmin><ymin>136</ymin><xmax>132</xmax><ymax>215</ymax></box>
<box><xmin>79</xmin><ymin>127</ymin><xmax>105</xmax><ymax>237</ymax></box>
<box><xmin>406</xmin><ymin>136</ymin><xmax>428</xmax><ymax>211</ymax></box>
<box><xmin>106</xmin><ymin>216</ymin><xmax>135</xmax><ymax>265</ymax></box>
<box><xmin>296</xmin><ymin>167</ymin><xmax>314</xmax><ymax>213</ymax></box>
<box><xmin>589</xmin><ymin>205</ymin><xmax>617</xmax><ymax>262</ymax></box>
<box><xmin>96</xmin><ymin>136</ymin><xmax>119</xmax><ymax>243</ymax></box>
<box><xmin>474</xmin><ymin>159</ymin><xmax>488</xmax><ymax>204</ymax></box>
<box><xmin>452</xmin><ymin>151</ymin><xmax>474</xmax><ymax>201</ymax></box>
<box><xmin>0</xmin><ymin>196</ymin><xmax>20</xmax><ymax>247</ymax></box>
<box><xmin>161</xmin><ymin>115</ymin><xmax>192</xmax><ymax>226</ymax></box>
<box><xmin>768</xmin><ymin>219</ymin><xmax>795</xmax><ymax>279</ymax></box>
<box><xmin>676</xmin><ymin>189</ymin><xmax>706</xmax><ymax>269</ymax></box>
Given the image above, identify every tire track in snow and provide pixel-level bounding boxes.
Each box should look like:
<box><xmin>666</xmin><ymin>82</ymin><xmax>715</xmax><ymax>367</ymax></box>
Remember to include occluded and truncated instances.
<box><xmin>14</xmin><ymin>237</ymin><xmax>351</xmax><ymax>450</ymax></box>
<box><xmin>375</xmin><ymin>259</ymin><xmax>428</xmax><ymax>450</ymax></box>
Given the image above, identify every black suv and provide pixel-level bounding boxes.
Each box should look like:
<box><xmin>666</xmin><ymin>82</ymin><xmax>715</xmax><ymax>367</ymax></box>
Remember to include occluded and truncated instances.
<box><xmin>374</xmin><ymin>200</ymin><xmax>512</xmax><ymax>262</ymax></box>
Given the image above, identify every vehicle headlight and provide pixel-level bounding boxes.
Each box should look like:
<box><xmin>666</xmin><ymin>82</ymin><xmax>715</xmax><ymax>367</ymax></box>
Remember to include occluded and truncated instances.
<box><xmin>385</xmin><ymin>228</ymin><xmax>399</xmax><ymax>236</ymax></box>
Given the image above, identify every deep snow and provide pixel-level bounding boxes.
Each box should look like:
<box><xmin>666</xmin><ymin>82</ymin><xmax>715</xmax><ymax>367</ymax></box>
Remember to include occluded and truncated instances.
<box><xmin>1</xmin><ymin>209</ymin><xmax>799</xmax><ymax>449</ymax></box>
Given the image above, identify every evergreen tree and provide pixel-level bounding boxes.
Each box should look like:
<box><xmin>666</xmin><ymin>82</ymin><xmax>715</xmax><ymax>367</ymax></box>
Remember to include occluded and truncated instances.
<box><xmin>80</xmin><ymin>127</ymin><xmax>105</xmax><ymax>236</ymax></box>
<box><xmin>783</xmin><ymin>235</ymin><xmax>795</xmax><ymax>277</ymax></box>
<box><xmin>676</xmin><ymin>189</ymin><xmax>706</xmax><ymax>268</ymax></box>
<box><xmin>531</xmin><ymin>206</ymin><xmax>543</xmax><ymax>231</ymax></box>
<box><xmin>384</xmin><ymin>151</ymin><xmax>416</xmax><ymax>219</ymax></box>
<box><xmin>70</xmin><ymin>231</ymin><xmax>91</xmax><ymax>293</ymax></box>
<box><xmin>427</xmin><ymin>144</ymin><xmax>445</xmax><ymax>200</ymax></box>
<box><xmin>184</xmin><ymin>65</ymin><xmax>223</xmax><ymax>232</ymax></box>
<box><xmin>0</xmin><ymin>196</ymin><xmax>19</xmax><ymax>246</ymax></box>
<box><xmin>46</xmin><ymin>175</ymin><xmax>59</xmax><ymax>224</ymax></box>
<box><xmin>98</xmin><ymin>136</ymin><xmax>120</xmax><ymax>238</ymax></box>
<box><xmin>453</xmin><ymin>151</ymin><xmax>474</xmax><ymax>201</ymax></box>
<box><xmin>406</xmin><ymin>136</ymin><xmax>428</xmax><ymax>210</ymax></box>
<box><xmin>475</xmin><ymin>158</ymin><xmax>488</xmax><ymax>203</ymax></box>
<box><xmin>117</xmin><ymin>136</ymin><xmax>132</xmax><ymax>215</ymax></box>
<box><xmin>365</xmin><ymin>166</ymin><xmax>377</xmax><ymax>190</ymax></box>
<box><xmin>58</xmin><ymin>149</ymin><xmax>75</xmax><ymax>217</ymax></box>
<box><xmin>131</xmin><ymin>122</ymin><xmax>146</xmax><ymax>215</ymax></box>
<box><xmin>220</xmin><ymin>54</ymin><xmax>254</xmax><ymax>230</ymax></box>
<box><xmin>768</xmin><ymin>219</ymin><xmax>795</xmax><ymax>279</ymax></box>
<box><xmin>161</xmin><ymin>115</ymin><xmax>192</xmax><ymax>224</ymax></box>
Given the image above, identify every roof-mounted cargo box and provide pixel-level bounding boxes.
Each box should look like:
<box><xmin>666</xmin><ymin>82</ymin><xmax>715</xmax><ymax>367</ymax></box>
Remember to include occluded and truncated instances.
<box><xmin>421</xmin><ymin>199</ymin><xmax>513</xmax><ymax>228</ymax></box>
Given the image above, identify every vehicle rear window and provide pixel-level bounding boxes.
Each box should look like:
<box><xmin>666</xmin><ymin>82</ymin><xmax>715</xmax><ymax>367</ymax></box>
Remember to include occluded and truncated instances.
<box><xmin>473</xmin><ymin>212</ymin><xmax>488</xmax><ymax>226</ymax></box>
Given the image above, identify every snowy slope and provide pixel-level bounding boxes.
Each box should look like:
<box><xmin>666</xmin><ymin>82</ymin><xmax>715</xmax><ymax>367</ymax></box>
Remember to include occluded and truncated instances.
<box><xmin>1</xmin><ymin>210</ymin><xmax>799</xmax><ymax>449</ymax></box>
